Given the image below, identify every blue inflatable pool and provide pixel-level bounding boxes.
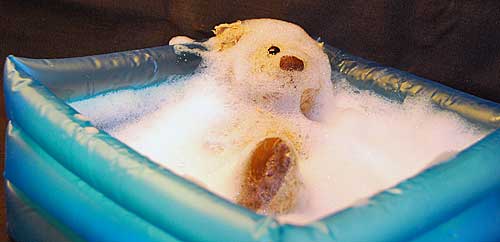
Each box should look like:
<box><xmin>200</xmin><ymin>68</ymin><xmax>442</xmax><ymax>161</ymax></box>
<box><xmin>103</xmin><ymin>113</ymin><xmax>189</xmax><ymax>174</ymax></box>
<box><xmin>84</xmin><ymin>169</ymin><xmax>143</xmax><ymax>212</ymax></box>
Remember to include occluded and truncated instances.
<box><xmin>4</xmin><ymin>44</ymin><xmax>500</xmax><ymax>242</ymax></box>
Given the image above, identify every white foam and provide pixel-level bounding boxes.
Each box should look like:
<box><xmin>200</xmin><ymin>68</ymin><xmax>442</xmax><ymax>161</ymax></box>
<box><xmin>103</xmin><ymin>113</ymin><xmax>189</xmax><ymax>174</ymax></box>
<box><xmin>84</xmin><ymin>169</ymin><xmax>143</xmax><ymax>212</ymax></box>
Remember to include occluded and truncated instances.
<box><xmin>277</xmin><ymin>80</ymin><xmax>489</xmax><ymax>223</ymax></box>
<box><xmin>69</xmin><ymin>19</ymin><xmax>492</xmax><ymax>225</ymax></box>
<box><xmin>71</xmin><ymin>73</ymin><xmax>489</xmax><ymax>225</ymax></box>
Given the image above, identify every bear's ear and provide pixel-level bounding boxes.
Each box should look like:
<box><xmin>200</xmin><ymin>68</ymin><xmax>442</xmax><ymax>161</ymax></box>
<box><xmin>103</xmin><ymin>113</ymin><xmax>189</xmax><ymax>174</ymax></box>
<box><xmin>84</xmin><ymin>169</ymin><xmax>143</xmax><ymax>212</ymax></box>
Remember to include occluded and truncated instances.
<box><xmin>212</xmin><ymin>21</ymin><xmax>245</xmax><ymax>51</ymax></box>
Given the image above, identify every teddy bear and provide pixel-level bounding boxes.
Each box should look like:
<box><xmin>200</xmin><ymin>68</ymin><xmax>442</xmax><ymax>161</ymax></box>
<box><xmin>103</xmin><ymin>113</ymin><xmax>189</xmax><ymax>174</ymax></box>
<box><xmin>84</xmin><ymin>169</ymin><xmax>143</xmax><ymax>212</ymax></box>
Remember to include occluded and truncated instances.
<box><xmin>169</xmin><ymin>19</ymin><xmax>332</xmax><ymax>215</ymax></box>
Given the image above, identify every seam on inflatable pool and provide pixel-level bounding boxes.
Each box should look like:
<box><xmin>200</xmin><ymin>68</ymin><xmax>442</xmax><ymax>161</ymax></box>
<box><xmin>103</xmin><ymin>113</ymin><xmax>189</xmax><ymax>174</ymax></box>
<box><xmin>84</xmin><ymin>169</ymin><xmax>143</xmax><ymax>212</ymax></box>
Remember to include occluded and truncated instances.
<box><xmin>5</xmin><ymin>180</ymin><xmax>87</xmax><ymax>242</ymax></box>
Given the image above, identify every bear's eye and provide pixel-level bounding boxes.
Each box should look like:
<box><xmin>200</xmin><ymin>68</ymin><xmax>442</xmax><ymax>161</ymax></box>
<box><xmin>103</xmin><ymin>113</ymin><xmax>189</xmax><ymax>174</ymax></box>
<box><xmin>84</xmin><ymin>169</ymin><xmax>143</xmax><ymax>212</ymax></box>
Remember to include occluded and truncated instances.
<box><xmin>267</xmin><ymin>46</ymin><xmax>280</xmax><ymax>55</ymax></box>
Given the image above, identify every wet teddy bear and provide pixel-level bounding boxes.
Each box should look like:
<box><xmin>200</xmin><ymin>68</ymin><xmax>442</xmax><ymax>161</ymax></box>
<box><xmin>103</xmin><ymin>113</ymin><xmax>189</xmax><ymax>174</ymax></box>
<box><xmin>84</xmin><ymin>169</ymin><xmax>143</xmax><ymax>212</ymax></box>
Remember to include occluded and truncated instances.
<box><xmin>170</xmin><ymin>19</ymin><xmax>332</xmax><ymax>214</ymax></box>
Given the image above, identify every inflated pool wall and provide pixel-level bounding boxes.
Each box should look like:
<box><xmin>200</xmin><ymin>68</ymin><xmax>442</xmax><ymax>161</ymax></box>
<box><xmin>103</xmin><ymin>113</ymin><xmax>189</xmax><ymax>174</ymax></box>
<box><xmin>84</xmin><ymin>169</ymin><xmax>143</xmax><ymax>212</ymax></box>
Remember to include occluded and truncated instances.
<box><xmin>4</xmin><ymin>43</ymin><xmax>500</xmax><ymax>242</ymax></box>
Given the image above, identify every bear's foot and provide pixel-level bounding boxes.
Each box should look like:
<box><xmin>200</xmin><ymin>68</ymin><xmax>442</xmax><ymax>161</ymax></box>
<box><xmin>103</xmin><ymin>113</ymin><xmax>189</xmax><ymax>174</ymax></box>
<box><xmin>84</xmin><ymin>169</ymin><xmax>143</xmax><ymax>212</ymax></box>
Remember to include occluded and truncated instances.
<box><xmin>237</xmin><ymin>137</ymin><xmax>300</xmax><ymax>214</ymax></box>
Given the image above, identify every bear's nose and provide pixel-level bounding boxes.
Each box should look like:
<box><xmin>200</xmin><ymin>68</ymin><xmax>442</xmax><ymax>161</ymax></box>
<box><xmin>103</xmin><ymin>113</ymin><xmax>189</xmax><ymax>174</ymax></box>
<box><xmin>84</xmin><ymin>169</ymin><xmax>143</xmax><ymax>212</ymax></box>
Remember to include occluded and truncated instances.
<box><xmin>280</xmin><ymin>56</ymin><xmax>304</xmax><ymax>71</ymax></box>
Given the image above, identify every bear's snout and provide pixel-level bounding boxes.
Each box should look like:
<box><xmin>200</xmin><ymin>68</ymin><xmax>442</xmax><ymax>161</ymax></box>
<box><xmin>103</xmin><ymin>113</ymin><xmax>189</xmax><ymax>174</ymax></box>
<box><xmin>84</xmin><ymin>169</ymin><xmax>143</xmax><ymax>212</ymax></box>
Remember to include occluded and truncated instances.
<box><xmin>280</xmin><ymin>56</ymin><xmax>304</xmax><ymax>72</ymax></box>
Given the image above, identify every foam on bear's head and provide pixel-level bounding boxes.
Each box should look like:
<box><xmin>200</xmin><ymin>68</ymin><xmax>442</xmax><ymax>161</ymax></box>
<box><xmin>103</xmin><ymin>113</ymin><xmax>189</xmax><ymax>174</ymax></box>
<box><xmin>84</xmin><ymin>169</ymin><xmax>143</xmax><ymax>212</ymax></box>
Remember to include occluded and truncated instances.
<box><xmin>207</xmin><ymin>19</ymin><xmax>332</xmax><ymax>114</ymax></box>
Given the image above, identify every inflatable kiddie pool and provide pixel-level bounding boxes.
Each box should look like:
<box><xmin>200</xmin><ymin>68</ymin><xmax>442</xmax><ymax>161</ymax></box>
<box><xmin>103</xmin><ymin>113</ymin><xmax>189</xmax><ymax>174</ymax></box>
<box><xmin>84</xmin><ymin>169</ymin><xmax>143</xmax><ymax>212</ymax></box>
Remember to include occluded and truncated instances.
<box><xmin>4</xmin><ymin>43</ymin><xmax>500</xmax><ymax>242</ymax></box>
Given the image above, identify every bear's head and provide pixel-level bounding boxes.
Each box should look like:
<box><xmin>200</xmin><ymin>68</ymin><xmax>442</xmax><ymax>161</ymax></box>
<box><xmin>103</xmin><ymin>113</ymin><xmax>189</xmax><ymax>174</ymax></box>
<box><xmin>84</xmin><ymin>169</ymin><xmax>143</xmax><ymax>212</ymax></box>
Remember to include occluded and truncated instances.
<box><xmin>209</xmin><ymin>19</ymin><xmax>332</xmax><ymax>120</ymax></box>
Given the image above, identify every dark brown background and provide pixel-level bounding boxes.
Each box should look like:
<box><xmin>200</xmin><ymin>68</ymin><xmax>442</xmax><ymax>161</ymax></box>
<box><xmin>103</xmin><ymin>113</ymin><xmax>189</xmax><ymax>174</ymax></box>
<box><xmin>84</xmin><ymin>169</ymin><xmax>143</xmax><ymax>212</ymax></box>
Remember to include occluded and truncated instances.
<box><xmin>1</xmin><ymin>0</ymin><xmax>499</xmax><ymax>241</ymax></box>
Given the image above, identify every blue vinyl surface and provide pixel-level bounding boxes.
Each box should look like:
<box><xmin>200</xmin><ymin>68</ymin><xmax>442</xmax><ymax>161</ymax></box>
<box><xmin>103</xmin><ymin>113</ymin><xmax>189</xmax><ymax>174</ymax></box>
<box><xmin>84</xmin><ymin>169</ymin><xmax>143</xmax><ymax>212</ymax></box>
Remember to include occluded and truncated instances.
<box><xmin>3</xmin><ymin>44</ymin><xmax>500</xmax><ymax>242</ymax></box>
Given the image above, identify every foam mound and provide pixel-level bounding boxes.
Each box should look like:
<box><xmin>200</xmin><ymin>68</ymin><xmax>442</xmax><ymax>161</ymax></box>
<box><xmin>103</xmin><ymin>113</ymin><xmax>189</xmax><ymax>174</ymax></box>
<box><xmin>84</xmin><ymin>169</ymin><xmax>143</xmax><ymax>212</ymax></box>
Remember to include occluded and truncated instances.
<box><xmin>70</xmin><ymin>19</ymin><xmax>492</xmax><ymax>224</ymax></box>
